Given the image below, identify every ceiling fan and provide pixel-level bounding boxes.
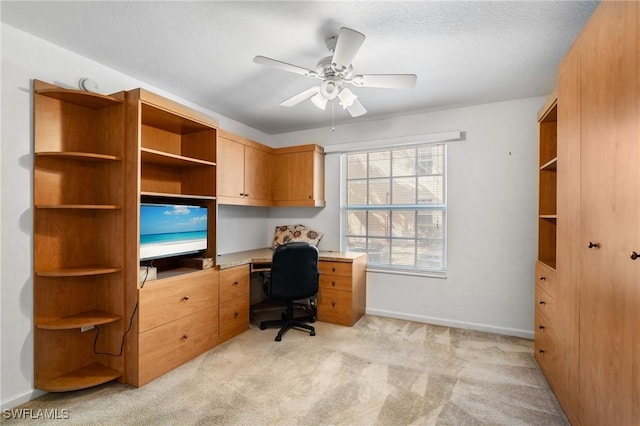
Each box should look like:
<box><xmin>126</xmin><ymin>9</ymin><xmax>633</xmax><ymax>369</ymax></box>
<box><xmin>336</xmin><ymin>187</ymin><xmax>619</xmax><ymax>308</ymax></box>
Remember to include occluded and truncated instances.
<box><xmin>254</xmin><ymin>27</ymin><xmax>417</xmax><ymax>118</ymax></box>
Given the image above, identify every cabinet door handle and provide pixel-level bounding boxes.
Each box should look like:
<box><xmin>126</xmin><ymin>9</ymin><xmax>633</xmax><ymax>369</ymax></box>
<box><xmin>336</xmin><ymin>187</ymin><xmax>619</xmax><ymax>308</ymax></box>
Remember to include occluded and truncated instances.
<box><xmin>245</xmin><ymin>193</ymin><xmax>249</xmax><ymax>197</ymax></box>
<box><xmin>308</xmin><ymin>195</ymin><xmax>312</xmax><ymax>199</ymax></box>
<box><xmin>182</xmin><ymin>296</ymin><xmax>190</xmax><ymax>301</ymax></box>
<box><xmin>539</xmin><ymin>349</ymin><xmax>545</xmax><ymax>354</ymax></box>
<box><xmin>182</xmin><ymin>335</ymin><xmax>189</xmax><ymax>340</ymax></box>
<box><xmin>588</xmin><ymin>242</ymin><xmax>600</xmax><ymax>249</ymax></box>
<box><xmin>539</xmin><ymin>300</ymin><xmax>546</xmax><ymax>305</ymax></box>
<box><xmin>233</xmin><ymin>281</ymin><xmax>239</xmax><ymax>286</ymax></box>
<box><xmin>631</xmin><ymin>251</ymin><xmax>639</xmax><ymax>260</ymax></box>
<box><xmin>539</xmin><ymin>325</ymin><xmax>545</xmax><ymax>330</ymax></box>
<box><xmin>332</xmin><ymin>267</ymin><xmax>336</xmax><ymax>273</ymax></box>
<box><xmin>538</xmin><ymin>275</ymin><xmax>546</xmax><ymax>281</ymax></box>
<box><xmin>331</xmin><ymin>301</ymin><xmax>336</xmax><ymax>307</ymax></box>
<box><xmin>331</xmin><ymin>280</ymin><xmax>336</xmax><ymax>287</ymax></box>
<box><xmin>234</xmin><ymin>311</ymin><xmax>239</xmax><ymax>318</ymax></box>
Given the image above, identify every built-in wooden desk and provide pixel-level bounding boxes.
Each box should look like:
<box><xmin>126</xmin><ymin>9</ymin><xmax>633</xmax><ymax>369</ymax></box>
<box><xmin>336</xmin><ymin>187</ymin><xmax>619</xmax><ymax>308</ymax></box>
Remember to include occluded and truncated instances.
<box><xmin>216</xmin><ymin>249</ymin><xmax>367</xmax><ymax>326</ymax></box>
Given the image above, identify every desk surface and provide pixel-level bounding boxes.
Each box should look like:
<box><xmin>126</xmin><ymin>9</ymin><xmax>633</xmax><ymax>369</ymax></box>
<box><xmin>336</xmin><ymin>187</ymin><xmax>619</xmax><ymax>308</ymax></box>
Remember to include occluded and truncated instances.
<box><xmin>216</xmin><ymin>248</ymin><xmax>366</xmax><ymax>270</ymax></box>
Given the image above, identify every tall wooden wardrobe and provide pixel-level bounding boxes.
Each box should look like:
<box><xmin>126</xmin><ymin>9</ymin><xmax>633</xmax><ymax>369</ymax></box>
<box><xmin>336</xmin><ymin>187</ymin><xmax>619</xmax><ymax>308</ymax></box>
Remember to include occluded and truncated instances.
<box><xmin>535</xmin><ymin>2</ymin><xmax>640</xmax><ymax>425</ymax></box>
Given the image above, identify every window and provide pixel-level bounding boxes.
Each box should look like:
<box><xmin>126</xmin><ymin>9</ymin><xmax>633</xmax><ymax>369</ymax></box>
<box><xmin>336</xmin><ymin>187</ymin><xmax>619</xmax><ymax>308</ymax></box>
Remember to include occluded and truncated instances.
<box><xmin>343</xmin><ymin>144</ymin><xmax>446</xmax><ymax>274</ymax></box>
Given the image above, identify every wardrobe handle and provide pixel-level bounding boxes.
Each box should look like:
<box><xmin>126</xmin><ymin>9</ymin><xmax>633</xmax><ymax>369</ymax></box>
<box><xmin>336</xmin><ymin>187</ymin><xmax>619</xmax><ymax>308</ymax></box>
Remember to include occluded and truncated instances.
<box><xmin>539</xmin><ymin>349</ymin><xmax>545</xmax><ymax>354</ymax></box>
<box><xmin>182</xmin><ymin>296</ymin><xmax>190</xmax><ymax>301</ymax></box>
<box><xmin>631</xmin><ymin>251</ymin><xmax>639</xmax><ymax>260</ymax></box>
<box><xmin>539</xmin><ymin>325</ymin><xmax>545</xmax><ymax>330</ymax></box>
<box><xmin>539</xmin><ymin>300</ymin><xmax>546</xmax><ymax>306</ymax></box>
<box><xmin>588</xmin><ymin>242</ymin><xmax>600</xmax><ymax>249</ymax></box>
<box><xmin>538</xmin><ymin>275</ymin><xmax>546</xmax><ymax>281</ymax></box>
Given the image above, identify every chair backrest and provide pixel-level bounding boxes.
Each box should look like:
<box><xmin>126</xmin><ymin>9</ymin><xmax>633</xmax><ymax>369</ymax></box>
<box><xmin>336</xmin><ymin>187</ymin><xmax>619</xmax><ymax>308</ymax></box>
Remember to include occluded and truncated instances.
<box><xmin>269</xmin><ymin>242</ymin><xmax>319</xmax><ymax>300</ymax></box>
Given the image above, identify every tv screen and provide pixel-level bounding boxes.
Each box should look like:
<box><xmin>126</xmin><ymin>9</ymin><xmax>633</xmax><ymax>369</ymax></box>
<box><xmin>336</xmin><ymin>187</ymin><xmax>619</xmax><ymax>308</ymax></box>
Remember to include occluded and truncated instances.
<box><xmin>140</xmin><ymin>204</ymin><xmax>208</xmax><ymax>261</ymax></box>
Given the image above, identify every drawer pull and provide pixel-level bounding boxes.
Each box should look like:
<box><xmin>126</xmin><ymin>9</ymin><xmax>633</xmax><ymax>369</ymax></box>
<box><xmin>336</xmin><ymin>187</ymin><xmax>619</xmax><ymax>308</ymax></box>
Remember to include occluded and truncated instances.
<box><xmin>182</xmin><ymin>335</ymin><xmax>189</xmax><ymax>340</ymax></box>
<box><xmin>539</xmin><ymin>325</ymin><xmax>545</xmax><ymax>330</ymax></box>
<box><xmin>631</xmin><ymin>251</ymin><xmax>639</xmax><ymax>260</ymax></box>
<box><xmin>234</xmin><ymin>311</ymin><xmax>239</xmax><ymax>318</ymax></box>
<box><xmin>331</xmin><ymin>301</ymin><xmax>336</xmax><ymax>308</ymax></box>
<box><xmin>539</xmin><ymin>300</ymin><xmax>546</xmax><ymax>305</ymax></box>
<box><xmin>233</xmin><ymin>281</ymin><xmax>239</xmax><ymax>286</ymax></box>
<box><xmin>538</xmin><ymin>275</ymin><xmax>546</xmax><ymax>281</ymax></box>
<box><xmin>331</xmin><ymin>280</ymin><xmax>336</xmax><ymax>287</ymax></box>
<box><xmin>183</xmin><ymin>296</ymin><xmax>190</xmax><ymax>301</ymax></box>
<box><xmin>588</xmin><ymin>241</ymin><xmax>600</xmax><ymax>249</ymax></box>
<box><xmin>332</xmin><ymin>267</ymin><xmax>336</xmax><ymax>273</ymax></box>
<box><xmin>539</xmin><ymin>349</ymin><xmax>545</xmax><ymax>354</ymax></box>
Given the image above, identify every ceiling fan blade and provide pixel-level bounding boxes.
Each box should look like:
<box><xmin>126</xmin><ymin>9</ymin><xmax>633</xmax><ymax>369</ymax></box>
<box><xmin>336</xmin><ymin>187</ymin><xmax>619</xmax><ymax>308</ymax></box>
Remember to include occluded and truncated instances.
<box><xmin>254</xmin><ymin>55</ymin><xmax>317</xmax><ymax>78</ymax></box>
<box><xmin>280</xmin><ymin>86</ymin><xmax>320</xmax><ymax>107</ymax></box>
<box><xmin>346</xmin><ymin>99</ymin><xmax>367</xmax><ymax>117</ymax></box>
<box><xmin>349</xmin><ymin>74</ymin><xmax>417</xmax><ymax>89</ymax></box>
<box><xmin>331</xmin><ymin>27</ymin><xmax>365</xmax><ymax>71</ymax></box>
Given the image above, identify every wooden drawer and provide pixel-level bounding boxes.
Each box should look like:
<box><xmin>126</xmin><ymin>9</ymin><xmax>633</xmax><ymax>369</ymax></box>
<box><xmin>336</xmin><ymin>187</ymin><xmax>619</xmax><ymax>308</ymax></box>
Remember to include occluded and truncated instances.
<box><xmin>219</xmin><ymin>294</ymin><xmax>249</xmax><ymax>340</ymax></box>
<box><xmin>534</xmin><ymin>309</ymin><xmax>558</xmax><ymax>384</ymax></box>
<box><xmin>319</xmin><ymin>261</ymin><xmax>352</xmax><ymax>277</ymax></box>
<box><xmin>319</xmin><ymin>274</ymin><xmax>352</xmax><ymax>291</ymax></box>
<box><xmin>535</xmin><ymin>261</ymin><xmax>556</xmax><ymax>299</ymax></box>
<box><xmin>317</xmin><ymin>288</ymin><xmax>353</xmax><ymax>326</ymax></box>
<box><xmin>219</xmin><ymin>265</ymin><xmax>250</xmax><ymax>303</ymax></box>
<box><xmin>139</xmin><ymin>269</ymin><xmax>219</xmax><ymax>332</ymax></box>
<box><xmin>138</xmin><ymin>306</ymin><xmax>219</xmax><ymax>386</ymax></box>
<box><xmin>535</xmin><ymin>284</ymin><xmax>557</xmax><ymax>322</ymax></box>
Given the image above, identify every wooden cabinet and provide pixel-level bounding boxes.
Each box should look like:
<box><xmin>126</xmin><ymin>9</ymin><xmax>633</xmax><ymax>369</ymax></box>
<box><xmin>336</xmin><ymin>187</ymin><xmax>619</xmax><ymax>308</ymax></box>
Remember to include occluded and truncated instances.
<box><xmin>124</xmin><ymin>89</ymin><xmax>220</xmax><ymax>387</ymax></box>
<box><xmin>272</xmin><ymin>145</ymin><xmax>326</xmax><ymax>207</ymax></box>
<box><xmin>33</xmin><ymin>80</ymin><xmax>126</xmax><ymax>391</ymax></box>
<box><xmin>317</xmin><ymin>255</ymin><xmax>366</xmax><ymax>326</ymax></box>
<box><xmin>218</xmin><ymin>265</ymin><xmax>250</xmax><ymax>342</ymax></box>
<box><xmin>217</xmin><ymin>130</ymin><xmax>272</xmax><ymax>206</ymax></box>
<box><xmin>135</xmin><ymin>269</ymin><xmax>219</xmax><ymax>386</ymax></box>
<box><xmin>538</xmin><ymin>3</ymin><xmax>640</xmax><ymax>424</ymax></box>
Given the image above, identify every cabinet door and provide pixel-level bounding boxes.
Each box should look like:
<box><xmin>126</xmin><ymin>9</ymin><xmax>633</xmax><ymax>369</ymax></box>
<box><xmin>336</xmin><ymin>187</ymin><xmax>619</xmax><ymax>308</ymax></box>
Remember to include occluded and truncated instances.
<box><xmin>272</xmin><ymin>149</ymin><xmax>324</xmax><ymax>206</ymax></box>
<box><xmin>578</xmin><ymin>3</ymin><xmax>640</xmax><ymax>424</ymax></box>
<box><xmin>244</xmin><ymin>145</ymin><xmax>272</xmax><ymax>201</ymax></box>
<box><xmin>217</xmin><ymin>136</ymin><xmax>245</xmax><ymax>198</ymax></box>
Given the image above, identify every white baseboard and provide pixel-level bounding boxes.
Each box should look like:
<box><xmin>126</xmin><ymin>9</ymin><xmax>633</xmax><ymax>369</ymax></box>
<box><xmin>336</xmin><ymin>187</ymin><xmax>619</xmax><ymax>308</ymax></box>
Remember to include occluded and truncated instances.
<box><xmin>1</xmin><ymin>389</ymin><xmax>46</xmax><ymax>411</ymax></box>
<box><xmin>365</xmin><ymin>308</ymin><xmax>534</xmax><ymax>340</ymax></box>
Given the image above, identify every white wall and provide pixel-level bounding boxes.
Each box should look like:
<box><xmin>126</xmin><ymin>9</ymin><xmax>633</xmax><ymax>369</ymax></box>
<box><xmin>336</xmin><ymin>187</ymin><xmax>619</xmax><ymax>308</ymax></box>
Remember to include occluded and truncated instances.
<box><xmin>269</xmin><ymin>97</ymin><xmax>543</xmax><ymax>338</ymax></box>
<box><xmin>0</xmin><ymin>24</ymin><xmax>270</xmax><ymax>409</ymax></box>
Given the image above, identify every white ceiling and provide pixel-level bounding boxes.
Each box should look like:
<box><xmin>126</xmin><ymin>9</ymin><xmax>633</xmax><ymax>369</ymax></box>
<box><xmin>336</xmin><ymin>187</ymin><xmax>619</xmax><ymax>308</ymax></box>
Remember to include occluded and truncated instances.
<box><xmin>1</xmin><ymin>1</ymin><xmax>598</xmax><ymax>135</ymax></box>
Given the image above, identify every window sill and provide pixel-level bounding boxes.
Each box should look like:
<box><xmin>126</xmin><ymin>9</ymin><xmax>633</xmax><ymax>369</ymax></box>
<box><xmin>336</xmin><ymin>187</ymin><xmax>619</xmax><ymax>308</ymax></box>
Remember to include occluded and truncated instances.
<box><xmin>365</xmin><ymin>267</ymin><xmax>447</xmax><ymax>279</ymax></box>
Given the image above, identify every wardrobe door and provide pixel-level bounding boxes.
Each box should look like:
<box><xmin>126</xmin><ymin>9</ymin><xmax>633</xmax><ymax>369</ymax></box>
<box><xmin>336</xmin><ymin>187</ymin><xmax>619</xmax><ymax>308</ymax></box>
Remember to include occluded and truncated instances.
<box><xmin>578</xmin><ymin>2</ymin><xmax>640</xmax><ymax>424</ymax></box>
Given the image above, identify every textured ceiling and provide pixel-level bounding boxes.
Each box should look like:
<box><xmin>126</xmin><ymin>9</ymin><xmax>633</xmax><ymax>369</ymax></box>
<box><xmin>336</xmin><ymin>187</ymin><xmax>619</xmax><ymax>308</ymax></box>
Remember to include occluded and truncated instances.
<box><xmin>1</xmin><ymin>1</ymin><xmax>598</xmax><ymax>134</ymax></box>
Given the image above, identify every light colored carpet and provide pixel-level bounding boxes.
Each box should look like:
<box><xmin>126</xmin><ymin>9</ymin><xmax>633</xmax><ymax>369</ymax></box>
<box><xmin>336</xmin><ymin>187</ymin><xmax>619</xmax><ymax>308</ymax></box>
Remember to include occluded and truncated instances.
<box><xmin>6</xmin><ymin>315</ymin><xmax>568</xmax><ymax>425</ymax></box>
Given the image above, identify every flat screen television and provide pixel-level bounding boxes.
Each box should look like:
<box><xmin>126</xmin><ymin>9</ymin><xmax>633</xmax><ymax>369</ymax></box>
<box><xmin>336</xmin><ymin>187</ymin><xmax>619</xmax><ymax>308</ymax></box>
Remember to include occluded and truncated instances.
<box><xmin>139</xmin><ymin>203</ymin><xmax>208</xmax><ymax>261</ymax></box>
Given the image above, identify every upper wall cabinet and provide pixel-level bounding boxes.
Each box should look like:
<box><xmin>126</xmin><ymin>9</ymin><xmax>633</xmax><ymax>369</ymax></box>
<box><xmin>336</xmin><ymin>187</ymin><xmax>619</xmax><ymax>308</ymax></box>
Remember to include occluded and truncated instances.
<box><xmin>217</xmin><ymin>130</ymin><xmax>272</xmax><ymax>206</ymax></box>
<box><xmin>272</xmin><ymin>145</ymin><xmax>325</xmax><ymax>207</ymax></box>
<box><xmin>216</xmin><ymin>130</ymin><xmax>325</xmax><ymax>208</ymax></box>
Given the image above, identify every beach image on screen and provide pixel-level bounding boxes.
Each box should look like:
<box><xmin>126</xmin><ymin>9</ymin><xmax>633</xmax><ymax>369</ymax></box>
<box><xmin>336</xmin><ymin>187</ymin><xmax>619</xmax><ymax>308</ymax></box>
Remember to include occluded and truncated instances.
<box><xmin>140</xmin><ymin>204</ymin><xmax>207</xmax><ymax>260</ymax></box>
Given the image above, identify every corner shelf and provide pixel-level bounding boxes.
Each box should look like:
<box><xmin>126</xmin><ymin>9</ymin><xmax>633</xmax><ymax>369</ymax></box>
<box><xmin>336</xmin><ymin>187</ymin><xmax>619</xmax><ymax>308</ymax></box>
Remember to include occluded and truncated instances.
<box><xmin>541</xmin><ymin>157</ymin><xmax>558</xmax><ymax>170</ymax></box>
<box><xmin>36</xmin><ymin>267</ymin><xmax>121</xmax><ymax>277</ymax></box>
<box><xmin>35</xmin><ymin>152</ymin><xmax>122</xmax><ymax>162</ymax></box>
<box><xmin>37</xmin><ymin>363</ymin><xmax>121</xmax><ymax>392</ymax></box>
<box><xmin>37</xmin><ymin>310</ymin><xmax>121</xmax><ymax>330</ymax></box>
<box><xmin>36</xmin><ymin>88</ymin><xmax>123</xmax><ymax>109</ymax></box>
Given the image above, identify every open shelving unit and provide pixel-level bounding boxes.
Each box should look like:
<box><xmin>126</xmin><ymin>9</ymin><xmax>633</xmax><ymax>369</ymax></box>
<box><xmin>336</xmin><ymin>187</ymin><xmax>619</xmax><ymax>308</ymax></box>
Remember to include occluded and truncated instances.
<box><xmin>33</xmin><ymin>80</ymin><xmax>126</xmax><ymax>391</ymax></box>
<box><xmin>538</xmin><ymin>99</ymin><xmax>558</xmax><ymax>269</ymax></box>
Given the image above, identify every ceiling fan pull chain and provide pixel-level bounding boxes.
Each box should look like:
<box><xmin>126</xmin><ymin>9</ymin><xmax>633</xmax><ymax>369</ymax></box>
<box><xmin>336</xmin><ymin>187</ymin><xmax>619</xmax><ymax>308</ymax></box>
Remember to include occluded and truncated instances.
<box><xmin>331</xmin><ymin>100</ymin><xmax>335</xmax><ymax>132</ymax></box>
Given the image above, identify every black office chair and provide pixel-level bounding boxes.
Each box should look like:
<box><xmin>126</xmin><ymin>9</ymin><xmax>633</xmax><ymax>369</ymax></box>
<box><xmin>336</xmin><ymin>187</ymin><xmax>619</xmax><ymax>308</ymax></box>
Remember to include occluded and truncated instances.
<box><xmin>259</xmin><ymin>242</ymin><xmax>319</xmax><ymax>341</ymax></box>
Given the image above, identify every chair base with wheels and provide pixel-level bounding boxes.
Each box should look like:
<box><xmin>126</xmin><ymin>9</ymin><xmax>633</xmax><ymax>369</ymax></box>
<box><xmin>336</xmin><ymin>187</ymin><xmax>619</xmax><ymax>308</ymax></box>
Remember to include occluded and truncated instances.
<box><xmin>259</xmin><ymin>299</ymin><xmax>316</xmax><ymax>341</ymax></box>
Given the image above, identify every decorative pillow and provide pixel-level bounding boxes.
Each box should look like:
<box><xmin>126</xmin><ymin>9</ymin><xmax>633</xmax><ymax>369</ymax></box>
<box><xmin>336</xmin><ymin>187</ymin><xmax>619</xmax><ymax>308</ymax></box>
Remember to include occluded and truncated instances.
<box><xmin>273</xmin><ymin>224</ymin><xmax>324</xmax><ymax>248</ymax></box>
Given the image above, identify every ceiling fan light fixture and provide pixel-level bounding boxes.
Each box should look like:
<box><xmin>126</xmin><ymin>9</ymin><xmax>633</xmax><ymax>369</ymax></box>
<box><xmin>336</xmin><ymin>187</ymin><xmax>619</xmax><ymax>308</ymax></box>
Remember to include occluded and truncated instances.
<box><xmin>311</xmin><ymin>92</ymin><xmax>328</xmax><ymax>110</ymax></box>
<box><xmin>338</xmin><ymin>87</ymin><xmax>357</xmax><ymax>109</ymax></box>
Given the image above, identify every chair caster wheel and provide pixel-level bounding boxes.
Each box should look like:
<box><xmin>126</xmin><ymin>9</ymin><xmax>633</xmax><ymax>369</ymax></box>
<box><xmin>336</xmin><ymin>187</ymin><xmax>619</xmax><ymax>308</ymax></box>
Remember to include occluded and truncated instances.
<box><xmin>310</xmin><ymin>331</ymin><xmax>316</xmax><ymax>336</ymax></box>
<box><xmin>259</xmin><ymin>324</ymin><xmax>266</xmax><ymax>330</ymax></box>
<box><xmin>275</xmin><ymin>335</ymin><xmax>282</xmax><ymax>342</ymax></box>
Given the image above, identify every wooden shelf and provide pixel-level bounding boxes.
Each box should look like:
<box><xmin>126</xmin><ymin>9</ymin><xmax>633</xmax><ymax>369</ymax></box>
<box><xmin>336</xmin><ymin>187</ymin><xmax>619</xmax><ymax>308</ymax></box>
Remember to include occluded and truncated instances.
<box><xmin>538</xmin><ymin>258</ymin><xmax>557</xmax><ymax>271</ymax></box>
<box><xmin>36</xmin><ymin>266</ymin><xmax>121</xmax><ymax>277</ymax></box>
<box><xmin>37</xmin><ymin>363</ymin><xmax>121</xmax><ymax>392</ymax></box>
<box><xmin>541</xmin><ymin>157</ymin><xmax>558</xmax><ymax>170</ymax></box>
<box><xmin>141</xmin><ymin>148</ymin><xmax>215</xmax><ymax>168</ymax></box>
<box><xmin>37</xmin><ymin>310</ymin><xmax>121</xmax><ymax>330</ymax></box>
<box><xmin>540</xmin><ymin>215</ymin><xmax>557</xmax><ymax>220</ymax></box>
<box><xmin>36</xmin><ymin>88</ymin><xmax>123</xmax><ymax>109</ymax></box>
<box><xmin>141</xmin><ymin>191</ymin><xmax>216</xmax><ymax>200</ymax></box>
<box><xmin>35</xmin><ymin>151</ymin><xmax>122</xmax><ymax>161</ymax></box>
<box><xmin>35</xmin><ymin>205</ymin><xmax>121</xmax><ymax>210</ymax></box>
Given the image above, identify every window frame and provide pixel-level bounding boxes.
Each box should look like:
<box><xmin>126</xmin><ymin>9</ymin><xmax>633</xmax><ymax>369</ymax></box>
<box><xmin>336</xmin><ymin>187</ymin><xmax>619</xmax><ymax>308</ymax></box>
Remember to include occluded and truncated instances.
<box><xmin>341</xmin><ymin>142</ymin><xmax>448</xmax><ymax>276</ymax></box>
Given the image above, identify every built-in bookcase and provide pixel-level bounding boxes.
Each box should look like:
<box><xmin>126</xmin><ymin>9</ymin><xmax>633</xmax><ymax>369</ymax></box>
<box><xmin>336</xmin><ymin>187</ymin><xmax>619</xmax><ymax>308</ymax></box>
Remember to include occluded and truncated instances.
<box><xmin>33</xmin><ymin>80</ymin><xmax>126</xmax><ymax>391</ymax></box>
<box><xmin>538</xmin><ymin>99</ymin><xmax>557</xmax><ymax>269</ymax></box>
